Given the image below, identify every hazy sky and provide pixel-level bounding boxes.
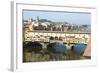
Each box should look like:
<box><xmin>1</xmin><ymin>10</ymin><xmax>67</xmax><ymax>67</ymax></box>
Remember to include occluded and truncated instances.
<box><xmin>23</xmin><ymin>10</ymin><xmax>91</xmax><ymax>25</ymax></box>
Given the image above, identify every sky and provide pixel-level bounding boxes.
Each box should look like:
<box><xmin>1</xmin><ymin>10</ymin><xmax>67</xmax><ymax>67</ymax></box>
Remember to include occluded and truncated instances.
<box><xmin>23</xmin><ymin>10</ymin><xmax>91</xmax><ymax>25</ymax></box>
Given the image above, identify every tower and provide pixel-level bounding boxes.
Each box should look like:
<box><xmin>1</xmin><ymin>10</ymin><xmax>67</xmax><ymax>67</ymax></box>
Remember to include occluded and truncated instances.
<box><xmin>36</xmin><ymin>16</ymin><xmax>40</xmax><ymax>25</ymax></box>
<box><xmin>28</xmin><ymin>18</ymin><xmax>32</xmax><ymax>24</ymax></box>
<box><xmin>28</xmin><ymin>18</ymin><xmax>33</xmax><ymax>31</ymax></box>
